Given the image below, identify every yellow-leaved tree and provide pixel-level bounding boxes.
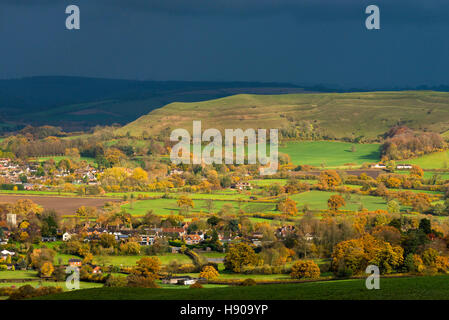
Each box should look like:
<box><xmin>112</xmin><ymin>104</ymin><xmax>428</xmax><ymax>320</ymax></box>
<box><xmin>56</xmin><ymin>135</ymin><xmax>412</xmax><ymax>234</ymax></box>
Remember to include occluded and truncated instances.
<box><xmin>40</xmin><ymin>262</ymin><xmax>54</xmax><ymax>278</ymax></box>
<box><xmin>277</xmin><ymin>198</ymin><xmax>298</xmax><ymax>216</ymax></box>
<box><xmin>199</xmin><ymin>265</ymin><xmax>219</xmax><ymax>280</ymax></box>
<box><xmin>290</xmin><ymin>260</ymin><xmax>320</xmax><ymax>279</ymax></box>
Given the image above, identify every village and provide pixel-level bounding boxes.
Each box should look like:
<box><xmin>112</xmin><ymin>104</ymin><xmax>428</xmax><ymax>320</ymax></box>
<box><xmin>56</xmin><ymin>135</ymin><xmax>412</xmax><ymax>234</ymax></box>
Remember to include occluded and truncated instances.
<box><xmin>0</xmin><ymin>158</ymin><xmax>100</xmax><ymax>191</ymax></box>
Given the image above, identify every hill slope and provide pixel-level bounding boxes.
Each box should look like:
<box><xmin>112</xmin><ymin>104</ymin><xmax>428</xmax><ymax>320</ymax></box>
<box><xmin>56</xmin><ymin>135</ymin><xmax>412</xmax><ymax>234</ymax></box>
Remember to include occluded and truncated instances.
<box><xmin>0</xmin><ymin>77</ymin><xmax>304</xmax><ymax>131</ymax></box>
<box><xmin>117</xmin><ymin>91</ymin><xmax>449</xmax><ymax>140</ymax></box>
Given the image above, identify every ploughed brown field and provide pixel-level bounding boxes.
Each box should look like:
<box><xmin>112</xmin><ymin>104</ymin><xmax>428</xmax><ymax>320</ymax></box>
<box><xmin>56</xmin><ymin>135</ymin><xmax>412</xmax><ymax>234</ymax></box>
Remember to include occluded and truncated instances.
<box><xmin>0</xmin><ymin>195</ymin><xmax>117</xmax><ymax>215</ymax></box>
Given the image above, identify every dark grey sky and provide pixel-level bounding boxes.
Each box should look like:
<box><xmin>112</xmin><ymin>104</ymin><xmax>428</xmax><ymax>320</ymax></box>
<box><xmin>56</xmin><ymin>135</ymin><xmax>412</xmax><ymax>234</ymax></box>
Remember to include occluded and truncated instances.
<box><xmin>1</xmin><ymin>0</ymin><xmax>449</xmax><ymax>88</ymax></box>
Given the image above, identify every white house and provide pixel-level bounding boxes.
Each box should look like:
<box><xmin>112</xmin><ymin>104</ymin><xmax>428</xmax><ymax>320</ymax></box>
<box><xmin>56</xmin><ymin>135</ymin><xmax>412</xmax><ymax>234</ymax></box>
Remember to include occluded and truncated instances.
<box><xmin>169</xmin><ymin>169</ymin><xmax>184</xmax><ymax>176</ymax></box>
<box><xmin>6</xmin><ymin>213</ymin><xmax>16</xmax><ymax>227</ymax></box>
<box><xmin>162</xmin><ymin>276</ymin><xmax>197</xmax><ymax>285</ymax></box>
<box><xmin>1</xmin><ymin>250</ymin><xmax>15</xmax><ymax>260</ymax></box>
<box><xmin>304</xmin><ymin>233</ymin><xmax>314</xmax><ymax>241</ymax></box>
<box><xmin>139</xmin><ymin>235</ymin><xmax>155</xmax><ymax>246</ymax></box>
<box><xmin>62</xmin><ymin>232</ymin><xmax>72</xmax><ymax>241</ymax></box>
<box><xmin>396</xmin><ymin>164</ymin><xmax>413</xmax><ymax>170</ymax></box>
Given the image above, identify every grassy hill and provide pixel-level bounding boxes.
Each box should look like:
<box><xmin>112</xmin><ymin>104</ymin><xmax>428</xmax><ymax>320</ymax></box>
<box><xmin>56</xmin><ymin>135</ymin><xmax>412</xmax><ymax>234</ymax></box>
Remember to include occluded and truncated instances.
<box><xmin>117</xmin><ymin>91</ymin><xmax>449</xmax><ymax>140</ymax></box>
<box><xmin>34</xmin><ymin>275</ymin><xmax>449</xmax><ymax>300</ymax></box>
<box><xmin>0</xmin><ymin>77</ymin><xmax>304</xmax><ymax>131</ymax></box>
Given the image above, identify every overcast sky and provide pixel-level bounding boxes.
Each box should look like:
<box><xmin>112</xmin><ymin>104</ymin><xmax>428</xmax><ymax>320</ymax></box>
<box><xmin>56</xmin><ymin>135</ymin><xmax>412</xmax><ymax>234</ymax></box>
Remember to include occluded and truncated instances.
<box><xmin>1</xmin><ymin>0</ymin><xmax>449</xmax><ymax>88</ymax></box>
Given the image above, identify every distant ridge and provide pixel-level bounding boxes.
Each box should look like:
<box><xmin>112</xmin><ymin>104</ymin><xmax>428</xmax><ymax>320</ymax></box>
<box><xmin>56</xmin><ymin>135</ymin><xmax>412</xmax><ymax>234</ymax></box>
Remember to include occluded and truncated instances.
<box><xmin>0</xmin><ymin>76</ymin><xmax>306</xmax><ymax>132</ymax></box>
<box><xmin>1</xmin><ymin>76</ymin><xmax>449</xmax><ymax>133</ymax></box>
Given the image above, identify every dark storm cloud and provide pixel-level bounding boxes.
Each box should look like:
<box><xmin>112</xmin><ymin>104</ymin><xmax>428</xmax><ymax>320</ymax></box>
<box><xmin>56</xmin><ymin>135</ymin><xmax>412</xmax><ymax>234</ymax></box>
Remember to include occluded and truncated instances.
<box><xmin>0</xmin><ymin>0</ymin><xmax>448</xmax><ymax>87</ymax></box>
<box><xmin>2</xmin><ymin>0</ymin><xmax>449</xmax><ymax>23</ymax></box>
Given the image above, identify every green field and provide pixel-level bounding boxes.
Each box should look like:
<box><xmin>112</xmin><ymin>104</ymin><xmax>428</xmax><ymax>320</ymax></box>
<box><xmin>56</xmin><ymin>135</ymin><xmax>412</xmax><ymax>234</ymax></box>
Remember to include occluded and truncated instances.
<box><xmin>0</xmin><ymin>270</ymin><xmax>101</xmax><ymax>292</ymax></box>
<box><xmin>92</xmin><ymin>254</ymin><xmax>192</xmax><ymax>266</ymax></box>
<box><xmin>290</xmin><ymin>191</ymin><xmax>393</xmax><ymax>211</ymax></box>
<box><xmin>122</xmin><ymin>198</ymin><xmax>277</xmax><ymax>216</ymax></box>
<box><xmin>395</xmin><ymin>170</ymin><xmax>449</xmax><ymax>180</ymax></box>
<box><xmin>36</xmin><ymin>156</ymin><xmax>96</xmax><ymax>165</ymax></box>
<box><xmin>407</xmin><ymin>151</ymin><xmax>449</xmax><ymax>169</ymax></box>
<box><xmin>250</xmin><ymin>179</ymin><xmax>289</xmax><ymax>186</ymax></box>
<box><xmin>0</xmin><ymin>280</ymin><xmax>102</xmax><ymax>291</ymax></box>
<box><xmin>0</xmin><ymin>270</ymin><xmax>39</xmax><ymax>280</ymax></box>
<box><xmin>122</xmin><ymin>189</ymin><xmax>407</xmax><ymax>215</ymax></box>
<box><xmin>33</xmin><ymin>275</ymin><xmax>449</xmax><ymax>300</ymax></box>
<box><xmin>280</xmin><ymin>141</ymin><xmax>380</xmax><ymax>167</ymax></box>
<box><xmin>0</xmin><ymin>190</ymin><xmax>77</xmax><ymax>196</ymax></box>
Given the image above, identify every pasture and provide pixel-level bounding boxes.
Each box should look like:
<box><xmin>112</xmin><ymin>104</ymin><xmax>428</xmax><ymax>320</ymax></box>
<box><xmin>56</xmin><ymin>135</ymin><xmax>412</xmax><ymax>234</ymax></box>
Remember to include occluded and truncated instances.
<box><xmin>279</xmin><ymin>141</ymin><xmax>380</xmax><ymax>167</ymax></box>
<box><xmin>34</xmin><ymin>274</ymin><xmax>449</xmax><ymax>300</ymax></box>
<box><xmin>36</xmin><ymin>156</ymin><xmax>96</xmax><ymax>165</ymax></box>
<box><xmin>121</xmin><ymin>198</ymin><xmax>277</xmax><ymax>216</ymax></box>
<box><xmin>407</xmin><ymin>150</ymin><xmax>449</xmax><ymax>169</ymax></box>
<box><xmin>92</xmin><ymin>254</ymin><xmax>192</xmax><ymax>267</ymax></box>
<box><xmin>290</xmin><ymin>190</ymin><xmax>391</xmax><ymax>211</ymax></box>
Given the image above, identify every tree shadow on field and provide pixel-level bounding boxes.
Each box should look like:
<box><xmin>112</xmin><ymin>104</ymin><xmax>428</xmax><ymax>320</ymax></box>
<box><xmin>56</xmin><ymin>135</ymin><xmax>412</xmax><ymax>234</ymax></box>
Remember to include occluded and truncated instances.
<box><xmin>359</xmin><ymin>150</ymin><xmax>381</xmax><ymax>161</ymax></box>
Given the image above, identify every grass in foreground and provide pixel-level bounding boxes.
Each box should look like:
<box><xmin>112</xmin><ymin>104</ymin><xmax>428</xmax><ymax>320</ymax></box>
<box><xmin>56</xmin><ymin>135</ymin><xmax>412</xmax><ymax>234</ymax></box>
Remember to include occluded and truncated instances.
<box><xmin>33</xmin><ymin>275</ymin><xmax>449</xmax><ymax>300</ymax></box>
<box><xmin>0</xmin><ymin>281</ymin><xmax>102</xmax><ymax>291</ymax></box>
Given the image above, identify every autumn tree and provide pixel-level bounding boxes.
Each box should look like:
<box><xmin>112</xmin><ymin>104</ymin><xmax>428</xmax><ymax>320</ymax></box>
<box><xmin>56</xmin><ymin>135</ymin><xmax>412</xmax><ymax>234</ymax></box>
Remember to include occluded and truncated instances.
<box><xmin>386</xmin><ymin>177</ymin><xmax>401</xmax><ymax>188</ymax></box>
<box><xmin>99</xmin><ymin>233</ymin><xmax>116</xmax><ymax>248</ymax></box>
<box><xmin>422</xmin><ymin>248</ymin><xmax>439</xmax><ymax>266</ymax></box>
<box><xmin>104</xmin><ymin>148</ymin><xmax>126</xmax><ymax>166</ymax></box>
<box><xmin>120</xmin><ymin>241</ymin><xmax>141</xmax><ymax>255</ymax></box>
<box><xmin>177</xmin><ymin>196</ymin><xmax>194</xmax><ymax>209</ymax></box>
<box><xmin>224</xmin><ymin>243</ymin><xmax>258</xmax><ymax>273</ymax></box>
<box><xmin>204</xmin><ymin>199</ymin><xmax>215</xmax><ymax>213</ymax></box>
<box><xmin>381</xmin><ymin>127</ymin><xmax>445</xmax><ymax>160</ymax></box>
<box><xmin>30</xmin><ymin>248</ymin><xmax>56</xmax><ymax>270</ymax></box>
<box><xmin>369</xmin><ymin>244</ymin><xmax>404</xmax><ymax>274</ymax></box>
<box><xmin>199</xmin><ymin>265</ymin><xmax>219</xmax><ymax>280</ymax></box>
<box><xmin>435</xmin><ymin>256</ymin><xmax>449</xmax><ymax>273</ymax></box>
<box><xmin>277</xmin><ymin>198</ymin><xmax>298</xmax><ymax>216</ymax></box>
<box><xmin>40</xmin><ymin>262</ymin><xmax>54</xmax><ymax>278</ymax></box>
<box><xmin>404</xmin><ymin>253</ymin><xmax>424</xmax><ymax>273</ymax></box>
<box><xmin>290</xmin><ymin>260</ymin><xmax>320</xmax><ymax>279</ymax></box>
<box><xmin>65</xmin><ymin>148</ymin><xmax>80</xmax><ymax>159</ymax></box>
<box><xmin>332</xmin><ymin>234</ymin><xmax>403</xmax><ymax>275</ymax></box>
<box><xmin>327</xmin><ymin>195</ymin><xmax>346</xmax><ymax>211</ymax></box>
<box><xmin>372</xmin><ymin>225</ymin><xmax>401</xmax><ymax>246</ymax></box>
<box><xmin>374</xmin><ymin>183</ymin><xmax>389</xmax><ymax>197</ymax></box>
<box><xmin>410</xmin><ymin>165</ymin><xmax>424</xmax><ymax>179</ymax></box>
<box><xmin>99</xmin><ymin>167</ymin><xmax>130</xmax><ymax>189</ymax></box>
<box><xmin>260</xmin><ymin>242</ymin><xmax>295</xmax><ymax>265</ymax></box>
<box><xmin>132</xmin><ymin>257</ymin><xmax>161</xmax><ymax>280</ymax></box>
<box><xmin>387</xmin><ymin>200</ymin><xmax>400</xmax><ymax>214</ymax></box>
<box><xmin>131</xmin><ymin>167</ymin><xmax>148</xmax><ymax>185</ymax></box>
<box><xmin>75</xmin><ymin>206</ymin><xmax>97</xmax><ymax>222</ymax></box>
<box><xmin>218</xmin><ymin>203</ymin><xmax>234</xmax><ymax>217</ymax></box>
<box><xmin>319</xmin><ymin>170</ymin><xmax>342</xmax><ymax>188</ymax></box>
<box><xmin>40</xmin><ymin>210</ymin><xmax>59</xmax><ymax>237</ymax></box>
<box><xmin>9</xmin><ymin>199</ymin><xmax>43</xmax><ymax>218</ymax></box>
